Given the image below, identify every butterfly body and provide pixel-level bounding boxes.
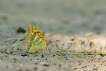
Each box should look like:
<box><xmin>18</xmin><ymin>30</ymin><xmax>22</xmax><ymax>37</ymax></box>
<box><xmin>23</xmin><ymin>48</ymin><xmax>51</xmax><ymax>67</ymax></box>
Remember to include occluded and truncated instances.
<box><xmin>24</xmin><ymin>24</ymin><xmax>48</xmax><ymax>52</ymax></box>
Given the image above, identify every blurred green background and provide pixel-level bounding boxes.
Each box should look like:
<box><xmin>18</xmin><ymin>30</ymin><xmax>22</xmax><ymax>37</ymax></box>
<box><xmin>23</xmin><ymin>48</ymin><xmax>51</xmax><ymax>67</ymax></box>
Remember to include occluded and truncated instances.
<box><xmin>0</xmin><ymin>0</ymin><xmax>106</xmax><ymax>35</ymax></box>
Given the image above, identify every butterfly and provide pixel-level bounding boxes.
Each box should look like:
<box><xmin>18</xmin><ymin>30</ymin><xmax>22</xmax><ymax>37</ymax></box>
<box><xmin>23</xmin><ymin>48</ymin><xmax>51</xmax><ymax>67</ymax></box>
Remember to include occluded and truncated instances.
<box><xmin>24</xmin><ymin>24</ymin><xmax>48</xmax><ymax>53</ymax></box>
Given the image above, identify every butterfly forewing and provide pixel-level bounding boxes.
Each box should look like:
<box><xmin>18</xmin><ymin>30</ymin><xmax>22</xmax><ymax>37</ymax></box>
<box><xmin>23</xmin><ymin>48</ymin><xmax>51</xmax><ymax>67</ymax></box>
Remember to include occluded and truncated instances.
<box><xmin>32</xmin><ymin>25</ymin><xmax>46</xmax><ymax>42</ymax></box>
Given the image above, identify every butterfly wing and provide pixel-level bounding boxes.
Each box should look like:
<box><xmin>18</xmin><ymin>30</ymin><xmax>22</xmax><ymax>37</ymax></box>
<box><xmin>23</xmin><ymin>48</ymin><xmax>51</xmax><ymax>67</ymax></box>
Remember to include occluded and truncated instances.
<box><xmin>28</xmin><ymin>24</ymin><xmax>46</xmax><ymax>43</ymax></box>
<box><xmin>24</xmin><ymin>24</ymin><xmax>48</xmax><ymax>52</ymax></box>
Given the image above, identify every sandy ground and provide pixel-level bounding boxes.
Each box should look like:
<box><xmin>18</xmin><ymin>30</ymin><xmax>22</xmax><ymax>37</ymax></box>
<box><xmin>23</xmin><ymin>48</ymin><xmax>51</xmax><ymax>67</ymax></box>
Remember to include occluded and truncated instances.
<box><xmin>0</xmin><ymin>0</ymin><xmax>106</xmax><ymax>71</ymax></box>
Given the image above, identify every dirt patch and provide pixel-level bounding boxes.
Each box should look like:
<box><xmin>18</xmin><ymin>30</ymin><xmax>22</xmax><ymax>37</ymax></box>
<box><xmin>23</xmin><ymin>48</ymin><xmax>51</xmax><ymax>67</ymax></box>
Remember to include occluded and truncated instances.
<box><xmin>0</xmin><ymin>0</ymin><xmax>106</xmax><ymax>71</ymax></box>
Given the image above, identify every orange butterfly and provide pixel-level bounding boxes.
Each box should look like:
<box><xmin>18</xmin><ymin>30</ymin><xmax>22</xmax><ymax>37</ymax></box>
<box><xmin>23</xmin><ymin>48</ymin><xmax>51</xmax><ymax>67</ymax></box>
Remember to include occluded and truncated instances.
<box><xmin>24</xmin><ymin>24</ymin><xmax>48</xmax><ymax>52</ymax></box>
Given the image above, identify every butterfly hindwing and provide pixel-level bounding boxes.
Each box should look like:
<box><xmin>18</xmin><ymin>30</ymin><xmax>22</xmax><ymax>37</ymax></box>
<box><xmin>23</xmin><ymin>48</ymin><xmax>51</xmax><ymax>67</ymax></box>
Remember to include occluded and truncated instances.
<box><xmin>24</xmin><ymin>24</ymin><xmax>48</xmax><ymax>52</ymax></box>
